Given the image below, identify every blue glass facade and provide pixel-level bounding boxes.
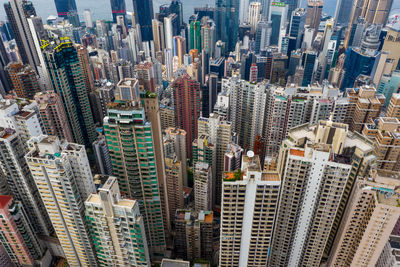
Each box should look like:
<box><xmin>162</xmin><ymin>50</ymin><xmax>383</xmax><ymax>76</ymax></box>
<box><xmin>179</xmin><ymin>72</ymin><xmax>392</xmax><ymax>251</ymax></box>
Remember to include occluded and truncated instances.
<box><xmin>54</xmin><ymin>0</ymin><xmax>77</xmax><ymax>18</ymax></box>
<box><xmin>270</xmin><ymin>12</ymin><xmax>282</xmax><ymax>45</ymax></box>
<box><xmin>215</xmin><ymin>0</ymin><xmax>239</xmax><ymax>54</ymax></box>
<box><xmin>111</xmin><ymin>0</ymin><xmax>126</xmax><ymax>22</ymax></box>
<box><xmin>132</xmin><ymin>0</ymin><xmax>154</xmax><ymax>41</ymax></box>
<box><xmin>341</xmin><ymin>48</ymin><xmax>377</xmax><ymax>90</ymax></box>
<box><xmin>301</xmin><ymin>50</ymin><xmax>317</xmax><ymax>86</ymax></box>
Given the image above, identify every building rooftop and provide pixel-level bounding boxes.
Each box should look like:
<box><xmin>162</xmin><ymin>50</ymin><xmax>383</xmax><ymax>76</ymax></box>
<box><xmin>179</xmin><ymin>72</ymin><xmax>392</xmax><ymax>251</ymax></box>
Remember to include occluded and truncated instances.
<box><xmin>262</xmin><ymin>171</ymin><xmax>280</xmax><ymax>182</ymax></box>
<box><xmin>161</xmin><ymin>259</ymin><xmax>190</xmax><ymax>267</ymax></box>
<box><xmin>0</xmin><ymin>128</ymin><xmax>15</xmax><ymax>139</ymax></box>
<box><xmin>86</xmin><ymin>193</ymin><xmax>136</xmax><ymax>209</ymax></box>
<box><xmin>0</xmin><ymin>195</ymin><xmax>12</xmax><ymax>209</ymax></box>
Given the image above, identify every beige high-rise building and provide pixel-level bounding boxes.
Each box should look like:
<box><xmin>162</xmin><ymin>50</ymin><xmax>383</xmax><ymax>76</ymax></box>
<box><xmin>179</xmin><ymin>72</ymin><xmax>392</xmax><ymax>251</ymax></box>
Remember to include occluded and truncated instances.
<box><xmin>248</xmin><ymin>2</ymin><xmax>261</xmax><ymax>32</ymax></box>
<box><xmin>387</xmin><ymin>93</ymin><xmax>400</xmax><ymax>120</ymax></box>
<box><xmin>363</xmin><ymin>117</ymin><xmax>400</xmax><ymax>171</ymax></box>
<box><xmin>346</xmin><ymin>85</ymin><xmax>385</xmax><ymax>133</ymax></box>
<box><xmin>268</xmin><ymin>120</ymin><xmax>376</xmax><ymax>267</ymax></box>
<box><xmin>26</xmin><ymin>135</ymin><xmax>97</xmax><ymax>267</ymax></box>
<box><xmin>194</xmin><ymin>162</ymin><xmax>212</xmax><ymax>212</ymax></box>
<box><xmin>76</xmin><ymin>44</ymin><xmax>94</xmax><ymax>93</ymax></box>
<box><xmin>382</xmin><ymin>24</ymin><xmax>400</xmax><ymax>71</ymax></box>
<box><xmin>141</xmin><ymin>94</ymin><xmax>171</xmax><ymax>236</ymax></box>
<box><xmin>305</xmin><ymin>0</ymin><xmax>323</xmax><ymax>31</ymax></box>
<box><xmin>152</xmin><ymin>19</ymin><xmax>165</xmax><ymax>53</ymax></box>
<box><xmin>327</xmin><ymin>170</ymin><xmax>400</xmax><ymax>266</ymax></box>
<box><xmin>197</xmin><ymin>114</ymin><xmax>232</xmax><ymax>206</ymax></box>
<box><xmin>164</xmin><ymin>127</ymin><xmax>188</xmax><ymax>186</ymax></box>
<box><xmin>34</xmin><ymin>91</ymin><xmax>73</xmax><ymax>142</ymax></box>
<box><xmin>165</xmin><ymin>157</ymin><xmax>184</xmax><ymax>225</ymax></box>
<box><xmin>219</xmin><ymin>154</ymin><xmax>280</xmax><ymax>267</ymax></box>
<box><xmin>160</xmin><ymin>106</ymin><xmax>176</xmax><ymax>131</ymax></box>
<box><xmin>85</xmin><ymin>176</ymin><xmax>151</xmax><ymax>266</ymax></box>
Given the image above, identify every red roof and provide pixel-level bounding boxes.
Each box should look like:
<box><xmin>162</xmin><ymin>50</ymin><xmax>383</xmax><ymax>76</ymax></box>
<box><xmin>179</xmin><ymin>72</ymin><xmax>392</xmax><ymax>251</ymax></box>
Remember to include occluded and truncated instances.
<box><xmin>0</xmin><ymin>195</ymin><xmax>12</xmax><ymax>209</ymax></box>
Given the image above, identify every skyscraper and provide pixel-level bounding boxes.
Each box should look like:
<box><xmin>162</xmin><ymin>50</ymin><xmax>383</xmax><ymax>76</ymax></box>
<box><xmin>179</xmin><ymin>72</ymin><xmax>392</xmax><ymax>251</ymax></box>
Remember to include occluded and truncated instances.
<box><xmin>382</xmin><ymin>23</ymin><xmax>400</xmax><ymax>71</ymax></box>
<box><xmin>0</xmin><ymin>128</ymin><xmax>53</xmax><ymax>237</ymax></box>
<box><xmin>283</xmin><ymin>0</ymin><xmax>300</xmax><ymax>21</ymax></box>
<box><xmin>248</xmin><ymin>2</ymin><xmax>261</xmax><ymax>33</ymax></box>
<box><xmin>341</xmin><ymin>47</ymin><xmax>378</xmax><ymax>90</ymax></box>
<box><xmin>83</xmin><ymin>9</ymin><xmax>93</xmax><ymax>28</ymax></box>
<box><xmin>164</xmin><ymin>157</ymin><xmax>184</xmax><ymax>225</ymax></box>
<box><xmin>135</xmin><ymin>61</ymin><xmax>156</xmax><ymax>92</ymax></box>
<box><xmin>327</xmin><ymin>170</ymin><xmax>400</xmax><ymax>266</ymax></box>
<box><xmin>5</xmin><ymin>62</ymin><xmax>41</xmax><ymax>99</ymax></box>
<box><xmin>201</xmin><ymin>19</ymin><xmax>215</xmax><ymax>56</ymax></box>
<box><xmin>172</xmin><ymin>75</ymin><xmax>201</xmax><ymax>157</ymax></box>
<box><xmin>34</xmin><ymin>91</ymin><xmax>73</xmax><ymax>142</ymax></box>
<box><xmin>198</xmin><ymin>114</ymin><xmax>232</xmax><ymax>206</ymax></box>
<box><xmin>215</xmin><ymin>0</ymin><xmax>240</xmax><ymax>53</ymax></box>
<box><xmin>194</xmin><ymin>162</ymin><xmax>212</xmax><ymax>211</ymax></box>
<box><xmin>347</xmin><ymin>85</ymin><xmax>385</xmax><ymax>133</ymax></box>
<box><xmin>269</xmin><ymin>2</ymin><xmax>288</xmax><ymax>46</ymax></box>
<box><xmin>0</xmin><ymin>196</ymin><xmax>45</xmax><ymax>266</ymax></box>
<box><xmin>301</xmin><ymin>49</ymin><xmax>317</xmax><ymax>86</ymax></box>
<box><xmin>104</xmin><ymin>100</ymin><xmax>166</xmax><ymax>256</ymax></box>
<box><xmin>132</xmin><ymin>0</ymin><xmax>154</xmax><ymax>41</ymax></box>
<box><xmin>175</xmin><ymin>210</ymin><xmax>213</xmax><ymax>262</ymax></box>
<box><xmin>152</xmin><ymin>19</ymin><xmax>165</xmax><ymax>52</ymax></box>
<box><xmin>4</xmin><ymin>0</ymin><xmax>40</xmax><ymax>71</ymax></box>
<box><xmin>189</xmin><ymin>20</ymin><xmax>201</xmax><ymax>51</ymax></box>
<box><xmin>268</xmin><ymin>120</ymin><xmax>376</xmax><ymax>266</ymax></box>
<box><xmin>42</xmin><ymin>37</ymin><xmax>96</xmax><ymax>147</ymax></box>
<box><xmin>387</xmin><ymin>93</ymin><xmax>400</xmax><ymax>120</ymax></box>
<box><xmin>26</xmin><ymin>135</ymin><xmax>97</xmax><ymax>266</ymax></box>
<box><xmin>110</xmin><ymin>0</ymin><xmax>126</xmax><ymax>22</ymax></box>
<box><xmin>164</xmin><ymin>127</ymin><xmax>188</xmax><ymax>186</ymax></box>
<box><xmin>362</xmin><ymin>117</ymin><xmax>400</xmax><ymax>172</ymax></box>
<box><xmin>227</xmin><ymin>77</ymin><xmax>267</xmax><ymax>150</ymax></box>
<box><xmin>219</xmin><ymin>154</ymin><xmax>280</xmax><ymax>266</ymax></box>
<box><xmin>345</xmin><ymin>0</ymin><xmax>394</xmax><ymax>48</ymax></box>
<box><xmin>255</xmin><ymin>20</ymin><xmax>272</xmax><ymax>54</ymax></box>
<box><xmin>76</xmin><ymin>44</ymin><xmax>94</xmax><ymax>94</ymax></box>
<box><xmin>334</xmin><ymin>0</ymin><xmax>353</xmax><ymax>26</ymax></box>
<box><xmin>288</xmin><ymin>8</ymin><xmax>306</xmax><ymax>50</ymax></box>
<box><xmin>0</xmin><ymin>38</ymin><xmax>11</xmax><ymax>95</ymax></box>
<box><xmin>305</xmin><ymin>0</ymin><xmax>323</xmax><ymax>31</ymax></box>
<box><xmin>54</xmin><ymin>0</ymin><xmax>77</xmax><ymax>18</ymax></box>
<box><xmin>85</xmin><ymin>176</ymin><xmax>151</xmax><ymax>266</ymax></box>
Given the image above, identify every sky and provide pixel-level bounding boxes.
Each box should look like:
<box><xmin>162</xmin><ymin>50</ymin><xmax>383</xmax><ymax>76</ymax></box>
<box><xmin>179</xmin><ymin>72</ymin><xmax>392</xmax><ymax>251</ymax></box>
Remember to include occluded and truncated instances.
<box><xmin>0</xmin><ymin>0</ymin><xmax>399</xmax><ymax>24</ymax></box>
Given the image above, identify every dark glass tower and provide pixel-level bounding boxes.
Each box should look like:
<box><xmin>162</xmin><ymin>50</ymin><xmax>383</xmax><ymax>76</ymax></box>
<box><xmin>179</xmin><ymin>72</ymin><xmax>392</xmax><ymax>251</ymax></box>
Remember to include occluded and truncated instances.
<box><xmin>301</xmin><ymin>50</ymin><xmax>317</xmax><ymax>86</ymax></box>
<box><xmin>54</xmin><ymin>0</ymin><xmax>77</xmax><ymax>17</ymax></box>
<box><xmin>132</xmin><ymin>0</ymin><xmax>154</xmax><ymax>41</ymax></box>
<box><xmin>341</xmin><ymin>48</ymin><xmax>378</xmax><ymax>90</ymax></box>
<box><xmin>110</xmin><ymin>0</ymin><xmax>126</xmax><ymax>22</ymax></box>
<box><xmin>283</xmin><ymin>0</ymin><xmax>300</xmax><ymax>22</ymax></box>
<box><xmin>0</xmin><ymin>38</ymin><xmax>11</xmax><ymax>94</ymax></box>
<box><xmin>215</xmin><ymin>0</ymin><xmax>239</xmax><ymax>54</ymax></box>
<box><xmin>169</xmin><ymin>0</ymin><xmax>183</xmax><ymax>28</ymax></box>
<box><xmin>42</xmin><ymin>37</ymin><xmax>96</xmax><ymax>147</ymax></box>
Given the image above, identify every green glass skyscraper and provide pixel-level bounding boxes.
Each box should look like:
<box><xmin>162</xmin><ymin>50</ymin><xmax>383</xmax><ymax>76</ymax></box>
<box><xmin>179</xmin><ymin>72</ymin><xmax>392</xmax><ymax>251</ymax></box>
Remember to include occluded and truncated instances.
<box><xmin>41</xmin><ymin>37</ymin><xmax>96</xmax><ymax>147</ymax></box>
<box><xmin>190</xmin><ymin>20</ymin><xmax>201</xmax><ymax>51</ymax></box>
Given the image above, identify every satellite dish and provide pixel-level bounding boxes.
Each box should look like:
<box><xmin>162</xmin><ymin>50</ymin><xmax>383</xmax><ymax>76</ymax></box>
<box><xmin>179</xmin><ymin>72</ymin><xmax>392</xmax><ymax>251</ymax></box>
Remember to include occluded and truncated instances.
<box><xmin>247</xmin><ymin>150</ymin><xmax>255</xmax><ymax>158</ymax></box>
